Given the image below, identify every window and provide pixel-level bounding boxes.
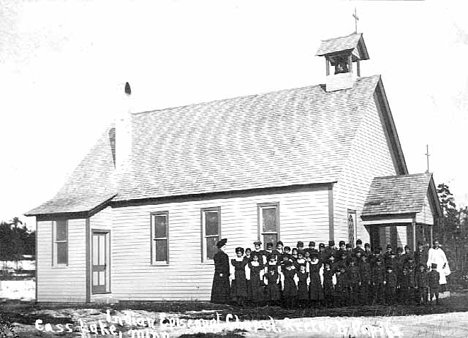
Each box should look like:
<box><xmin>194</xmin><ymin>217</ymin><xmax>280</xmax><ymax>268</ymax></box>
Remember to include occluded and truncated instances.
<box><xmin>348</xmin><ymin>209</ymin><xmax>357</xmax><ymax>247</ymax></box>
<box><xmin>258</xmin><ymin>203</ymin><xmax>280</xmax><ymax>247</ymax></box>
<box><xmin>201</xmin><ymin>207</ymin><xmax>221</xmax><ymax>262</ymax></box>
<box><xmin>53</xmin><ymin>220</ymin><xmax>68</xmax><ymax>266</ymax></box>
<box><xmin>151</xmin><ymin>212</ymin><xmax>169</xmax><ymax>264</ymax></box>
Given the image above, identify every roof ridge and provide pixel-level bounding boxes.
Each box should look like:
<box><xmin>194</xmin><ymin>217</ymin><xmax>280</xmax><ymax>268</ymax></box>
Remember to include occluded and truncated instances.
<box><xmin>320</xmin><ymin>32</ymin><xmax>361</xmax><ymax>42</ymax></box>
<box><xmin>132</xmin><ymin>75</ymin><xmax>380</xmax><ymax>116</ymax></box>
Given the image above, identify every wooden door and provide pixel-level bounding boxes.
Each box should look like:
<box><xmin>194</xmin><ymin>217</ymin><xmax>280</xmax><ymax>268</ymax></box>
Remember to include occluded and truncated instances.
<box><xmin>92</xmin><ymin>231</ymin><xmax>109</xmax><ymax>294</ymax></box>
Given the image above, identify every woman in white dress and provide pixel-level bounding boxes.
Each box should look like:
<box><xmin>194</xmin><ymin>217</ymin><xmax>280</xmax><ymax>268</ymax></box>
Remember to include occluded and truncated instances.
<box><xmin>427</xmin><ymin>240</ymin><xmax>450</xmax><ymax>287</ymax></box>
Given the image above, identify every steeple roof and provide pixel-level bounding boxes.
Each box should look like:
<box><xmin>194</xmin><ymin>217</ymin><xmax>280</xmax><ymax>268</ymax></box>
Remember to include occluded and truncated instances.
<box><xmin>316</xmin><ymin>33</ymin><xmax>369</xmax><ymax>61</ymax></box>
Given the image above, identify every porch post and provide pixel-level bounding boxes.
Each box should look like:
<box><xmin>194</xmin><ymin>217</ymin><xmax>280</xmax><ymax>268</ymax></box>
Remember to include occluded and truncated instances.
<box><xmin>412</xmin><ymin>217</ymin><xmax>417</xmax><ymax>251</ymax></box>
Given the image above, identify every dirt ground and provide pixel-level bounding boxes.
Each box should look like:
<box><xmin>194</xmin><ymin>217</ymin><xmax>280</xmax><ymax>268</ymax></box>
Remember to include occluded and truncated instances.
<box><xmin>2</xmin><ymin>292</ymin><xmax>468</xmax><ymax>338</ymax></box>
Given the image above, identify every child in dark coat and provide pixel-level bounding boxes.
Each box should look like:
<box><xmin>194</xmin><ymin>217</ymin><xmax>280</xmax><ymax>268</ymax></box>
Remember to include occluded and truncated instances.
<box><xmin>231</xmin><ymin>247</ymin><xmax>249</xmax><ymax>306</ymax></box>
<box><xmin>247</xmin><ymin>253</ymin><xmax>265</xmax><ymax>305</ymax></box>
<box><xmin>335</xmin><ymin>266</ymin><xmax>349</xmax><ymax>307</ymax></box>
<box><xmin>359</xmin><ymin>254</ymin><xmax>372</xmax><ymax>305</ymax></box>
<box><xmin>296</xmin><ymin>264</ymin><xmax>309</xmax><ymax>308</ymax></box>
<box><xmin>428</xmin><ymin>263</ymin><xmax>441</xmax><ymax>305</ymax></box>
<box><xmin>281</xmin><ymin>261</ymin><xmax>297</xmax><ymax>309</ymax></box>
<box><xmin>264</xmin><ymin>267</ymin><xmax>281</xmax><ymax>305</ymax></box>
<box><xmin>322</xmin><ymin>262</ymin><xmax>335</xmax><ymax>307</ymax></box>
<box><xmin>371</xmin><ymin>258</ymin><xmax>385</xmax><ymax>304</ymax></box>
<box><xmin>415</xmin><ymin>263</ymin><xmax>428</xmax><ymax>305</ymax></box>
<box><xmin>347</xmin><ymin>258</ymin><xmax>361</xmax><ymax>305</ymax></box>
<box><xmin>384</xmin><ymin>265</ymin><xmax>397</xmax><ymax>305</ymax></box>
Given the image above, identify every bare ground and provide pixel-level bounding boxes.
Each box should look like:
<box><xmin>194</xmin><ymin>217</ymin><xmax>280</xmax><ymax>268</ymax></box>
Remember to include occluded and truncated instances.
<box><xmin>2</xmin><ymin>292</ymin><xmax>468</xmax><ymax>337</ymax></box>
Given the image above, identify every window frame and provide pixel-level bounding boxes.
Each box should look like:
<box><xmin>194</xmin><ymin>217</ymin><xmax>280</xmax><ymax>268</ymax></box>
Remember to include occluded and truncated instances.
<box><xmin>201</xmin><ymin>206</ymin><xmax>221</xmax><ymax>263</ymax></box>
<box><xmin>150</xmin><ymin>211</ymin><xmax>170</xmax><ymax>265</ymax></box>
<box><xmin>257</xmin><ymin>202</ymin><xmax>280</xmax><ymax>248</ymax></box>
<box><xmin>52</xmin><ymin>219</ymin><xmax>68</xmax><ymax>267</ymax></box>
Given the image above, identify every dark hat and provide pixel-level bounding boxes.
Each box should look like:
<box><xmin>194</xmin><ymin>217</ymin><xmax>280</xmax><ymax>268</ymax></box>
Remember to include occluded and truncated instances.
<box><xmin>419</xmin><ymin>263</ymin><xmax>426</xmax><ymax>269</ymax></box>
<box><xmin>329</xmin><ymin>240</ymin><xmax>335</xmax><ymax>246</ymax></box>
<box><xmin>235</xmin><ymin>247</ymin><xmax>244</xmax><ymax>254</ymax></box>
<box><xmin>397</xmin><ymin>247</ymin><xmax>403</xmax><ymax>253</ymax></box>
<box><xmin>253</xmin><ymin>240</ymin><xmax>262</xmax><ymax>246</ymax></box>
<box><xmin>386</xmin><ymin>244</ymin><xmax>392</xmax><ymax>249</ymax></box>
<box><xmin>355</xmin><ymin>250</ymin><xmax>362</xmax><ymax>255</ymax></box>
<box><xmin>251</xmin><ymin>252</ymin><xmax>260</xmax><ymax>259</ymax></box>
<box><xmin>341</xmin><ymin>251</ymin><xmax>348</xmax><ymax>256</ymax></box>
<box><xmin>386</xmin><ymin>265</ymin><xmax>393</xmax><ymax>270</ymax></box>
<box><xmin>285</xmin><ymin>260</ymin><xmax>293</xmax><ymax>267</ymax></box>
<box><xmin>406</xmin><ymin>254</ymin><xmax>414</xmax><ymax>261</ymax></box>
<box><xmin>339</xmin><ymin>241</ymin><xmax>346</xmax><ymax>247</ymax></box>
<box><xmin>319</xmin><ymin>243</ymin><xmax>325</xmax><ymax>249</ymax></box>
<box><xmin>297</xmin><ymin>251</ymin><xmax>304</xmax><ymax>257</ymax></box>
<box><xmin>364</xmin><ymin>243</ymin><xmax>371</xmax><ymax>248</ymax></box>
<box><xmin>404</xmin><ymin>245</ymin><xmax>410</xmax><ymax>250</ymax></box>
<box><xmin>346</xmin><ymin>243</ymin><xmax>352</xmax><ymax>249</ymax></box>
<box><xmin>216</xmin><ymin>238</ymin><xmax>227</xmax><ymax>248</ymax></box>
<box><xmin>377</xmin><ymin>246</ymin><xmax>382</xmax><ymax>251</ymax></box>
<box><xmin>309</xmin><ymin>241</ymin><xmax>316</xmax><ymax>246</ymax></box>
<box><xmin>311</xmin><ymin>251</ymin><xmax>319</xmax><ymax>258</ymax></box>
<box><xmin>431</xmin><ymin>263</ymin><xmax>437</xmax><ymax>269</ymax></box>
<box><xmin>284</xmin><ymin>246</ymin><xmax>291</xmax><ymax>251</ymax></box>
<box><xmin>297</xmin><ymin>241</ymin><xmax>304</xmax><ymax>247</ymax></box>
<box><xmin>276</xmin><ymin>241</ymin><xmax>284</xmax><ymax>247</ymax></box>
<box><xmin>417</xmin><ymin>241</ymin><xmax>424</xmax><ymax>246</ymax></box>
<box><xmin>266</xmin><ymin>242</ymin><xmax>274</xmax><ymax>249</ymax></box>
<box><xmin>356</xmin><ymin>239</ymin><xmax>362</xmax><ymax>245</ymax></box>
<box><xmin>267</xmin><ymin>254</ymin><xmax>276</xmax><ymax>261</ymax></box>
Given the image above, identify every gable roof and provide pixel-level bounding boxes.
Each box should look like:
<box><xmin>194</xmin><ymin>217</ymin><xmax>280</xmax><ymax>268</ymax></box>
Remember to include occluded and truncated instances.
<box><xmin>361</xmin><ymin>173</ymin><xmax>442</xmax><ymax>217</ymax></box>
<box><xmin>27</xmin><ymin>74</ymin><xmax>400</xmax><ymax>216</ymax></box>
<box><xmin>316</xmin><ymin>33</ymin><xmax>369</xmax><ymax>61</ymax></box>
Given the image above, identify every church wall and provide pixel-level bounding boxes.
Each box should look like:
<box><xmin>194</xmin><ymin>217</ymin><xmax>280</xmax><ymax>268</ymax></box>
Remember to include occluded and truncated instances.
<box><xmin>106</xmin><ymin>187</ymin><xmax>329</xmax><ymax>301</ymax></box>
<box><xmin>36</xmin><ymin>219</ymin><xmax>87</xmax><ymax>302</ymax></box>
<box><xmin>333</xmin><ymin>91</ymin><xmax>398</xmax><ymax>247</ymax></box>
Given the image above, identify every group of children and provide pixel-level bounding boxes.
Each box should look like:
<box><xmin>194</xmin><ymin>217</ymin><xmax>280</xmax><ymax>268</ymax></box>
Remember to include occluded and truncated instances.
<box><xmin>228</xmin><ymin>239</ymin><xmax>442</xmax><ymax>308</ymax></box>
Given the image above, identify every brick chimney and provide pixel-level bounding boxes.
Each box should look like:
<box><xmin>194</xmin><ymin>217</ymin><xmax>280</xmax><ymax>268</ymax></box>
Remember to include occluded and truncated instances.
<box><xmin>115</xmin><ymin>82</ymin><xmax>132</xmax><ymax>173</ymax></box>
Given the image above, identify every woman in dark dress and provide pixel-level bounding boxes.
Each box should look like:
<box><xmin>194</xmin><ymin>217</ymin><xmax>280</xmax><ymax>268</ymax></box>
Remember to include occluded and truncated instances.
<box><xmin>211</xmin><ymin>238</ymin><xmax>230</xmax><ymax>304</ymax></box>
<box><xmin>230</xmin><ymin>247</ymin><xmax>249</xmax><ymax>306</ymax></box>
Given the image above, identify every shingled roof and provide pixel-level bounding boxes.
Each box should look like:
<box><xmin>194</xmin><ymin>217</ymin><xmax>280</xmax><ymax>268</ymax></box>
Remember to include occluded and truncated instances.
<box><xmin>361</xmin><ymin>173</ymin><xmax>441</xmax><ymax>217</ymax></box>
<box><xmin>27</xmin><ymin>75</ymin><xmax>385</xmax><ymax>216</ymax></box>
<box><xmin>316</xmin><ymin>33</ymin><xmax>369</xmax><ymax>61</ymax></box>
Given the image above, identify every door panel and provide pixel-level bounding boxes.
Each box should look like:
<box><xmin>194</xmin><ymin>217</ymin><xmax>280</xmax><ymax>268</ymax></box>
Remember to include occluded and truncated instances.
<box><xmin>92</xmin><ymin>232</ymin><xmax>108</xmax><ymax>294</ymax></box>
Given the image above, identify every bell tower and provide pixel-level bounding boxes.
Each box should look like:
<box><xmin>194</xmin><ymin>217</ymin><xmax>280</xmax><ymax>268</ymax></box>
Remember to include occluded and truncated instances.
<box><xmin>316</xmin><ymin>33</ymin><xmax>369</xmax><ymax>92</ymax></box>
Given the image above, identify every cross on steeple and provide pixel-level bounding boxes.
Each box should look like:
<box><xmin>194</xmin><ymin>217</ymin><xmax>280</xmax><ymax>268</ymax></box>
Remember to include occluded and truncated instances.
<box><xmin>353</xmin><ymin>8</ymin><xmax>359</xmax><ymax>33</ymax></box>
<box><xmin>425</xmin><ymin>144</ymin><xmax>430</xmax><ymax>173</ymax></box>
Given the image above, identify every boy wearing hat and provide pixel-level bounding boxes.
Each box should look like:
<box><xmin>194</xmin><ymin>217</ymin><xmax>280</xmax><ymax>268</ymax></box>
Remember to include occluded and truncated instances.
<box><xmin>354</xmin><ymin>239</ymin><xmax>364</xmax><ymax>254</ymax></box>
<box><xmin>230</xmin><ymin>247</ymin><xmax>249</xmax><ymax>306</ymax></box>
<box><xmin>428</xmin><ymin>263</ymin><xmax>441</xmax><ymax>305</ymax></box>
<box><xmin>211</xmin><ymin>239</ymin><xmax>230</xmax><ymax>304</ymax></box>
<box><xmin>415</xmin><ymin>263</ymin><xmax>428</xmax><ymax>305</ymax></box>
<box><xmin>307</xmin><ymin>241</ymin><xmax>318</xmax><ymax>256</ymax></box>
<box><xmin>371</xmin><ymin>258</ymin><xmax>385</xmax><ymax>304</ymax></box>
<box><xmin>325</xmin><ymin>240</ymin><xmax>337</xmax><ymax>260</ymax></box>
<box><xmin>336</xmin><ymin>241</ymin><xmax>347</xmax><ymax>261</ymax></box>
<box><xmin>347</xmin><ymin>258</ymin><xmax>361</xmax><ymax>305</ymax></box>
<box><xmin>384</xmin><ymin>265</ymin><xmax>397</xmax><ymax>305</ymax></box>
<box><xmin>296</xmin><ymin>241</ymin><xmax>305</xmax><ymax>255</ymax></box>
<box><xmin>318</xmin><ymin>243</ymin><xmax>327</xmax><ymax>262</ymax></box>
<box><xmin>359</xmin><ymin>254</ymin><xmax>372</xmax><ymax>305</ymax></box>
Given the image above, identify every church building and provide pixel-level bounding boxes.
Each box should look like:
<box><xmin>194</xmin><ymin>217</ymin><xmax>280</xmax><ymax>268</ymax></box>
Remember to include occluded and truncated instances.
<box><xmin>26</xmin><ymin>32</ymin><xmax>441</xmax><ymax>302</ymax></box>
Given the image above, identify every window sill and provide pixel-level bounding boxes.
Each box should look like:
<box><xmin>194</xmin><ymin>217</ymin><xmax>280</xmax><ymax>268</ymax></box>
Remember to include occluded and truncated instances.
<box><xmin>52</xmin><ymin>265</ymin><xmax>68</xmax><ymax>269</ymax></box>
<box><xmin>151</xmin><ymin>263</ymin><xmax>170</xmax><ymax>266</ymax></box>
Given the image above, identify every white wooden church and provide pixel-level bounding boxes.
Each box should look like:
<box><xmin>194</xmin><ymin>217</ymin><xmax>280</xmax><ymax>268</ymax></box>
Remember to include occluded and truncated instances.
<box><xmin>27</xmin><ymin>32</ymin><xmax>441</xmax><ymax>302</ymax></box>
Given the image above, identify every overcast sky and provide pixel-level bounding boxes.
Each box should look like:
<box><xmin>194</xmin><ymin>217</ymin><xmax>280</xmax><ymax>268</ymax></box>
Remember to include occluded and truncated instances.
<box><xmin>1</xmin><ymin>0</ymin><xmax>467</xmax><ymax>226</ymax></box>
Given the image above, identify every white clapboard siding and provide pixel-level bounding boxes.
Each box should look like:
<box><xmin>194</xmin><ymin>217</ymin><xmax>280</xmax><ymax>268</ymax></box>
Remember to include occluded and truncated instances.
<box><xmin>110</xmin><ymin>187</ymin><xmax>329</xmax><ymax>301</ymax></box>
<box><xmin>416</xmin><ymin>193</ymin><xmax>434</xmax><ymax>225</ymax></box>
<box><xmin>37</xmin><ymin>219</ymin><xmax>87</xmax><ymax>302</ymax></box>
<box><xmin>334</xmin><ymin>95</ymin><xmax>397</xmax><ymax>245</ymax></box>
<box><xmin>90</xmin><ymin>206</ymin><xmax>113</xmax><ymax>230</ymax></box>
